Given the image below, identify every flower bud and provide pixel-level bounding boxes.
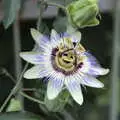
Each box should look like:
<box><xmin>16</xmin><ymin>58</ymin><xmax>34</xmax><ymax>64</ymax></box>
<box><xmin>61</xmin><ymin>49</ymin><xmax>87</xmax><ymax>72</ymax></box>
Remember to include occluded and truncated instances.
<box><xmin>66</xmin><ymin>0</ymin><xmax>100</xmax><ymax>28</ymax></box>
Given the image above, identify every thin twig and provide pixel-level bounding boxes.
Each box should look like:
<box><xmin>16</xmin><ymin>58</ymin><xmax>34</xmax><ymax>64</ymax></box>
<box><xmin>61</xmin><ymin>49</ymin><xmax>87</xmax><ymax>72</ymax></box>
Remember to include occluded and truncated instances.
<box><xmin>3</xmin><ymin>69</ymin><xmax>45</xmax><ymax>107</ymax></box>
<box><xmin>7</xmin><ymin>72</ymin><xmax>36</xmax><ymax>92</ymax></box>
<box><xmin>47</xmin><ymin>2</ymin><xmax>66</xmax><ymax>11</ymax></box>
<box><xmin>19</xmin><ymin>92</ymin><xmax>44</xmax><ymax>105</ymax></box>
<box><xmin>22</xmin><ymin>88</ymin><xmax>36</xmax><ymax>91</ymax></box>
<box><xmin>0</xmin><ymin>63</ymin><xmax>29</xmax><ymax>112</ymax></box>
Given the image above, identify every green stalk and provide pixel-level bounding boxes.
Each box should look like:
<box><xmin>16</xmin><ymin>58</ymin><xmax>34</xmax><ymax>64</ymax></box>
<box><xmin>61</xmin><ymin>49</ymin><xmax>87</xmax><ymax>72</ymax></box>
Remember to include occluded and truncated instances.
<box><xmin>13</xmin><ymin>15</ymin><xmax>23</xmax><ymax>111</ymax></box>
<box><xmin>109</xmin><ymin>0</ymin><xmax>120</xmax><ymax>120</ymax></box>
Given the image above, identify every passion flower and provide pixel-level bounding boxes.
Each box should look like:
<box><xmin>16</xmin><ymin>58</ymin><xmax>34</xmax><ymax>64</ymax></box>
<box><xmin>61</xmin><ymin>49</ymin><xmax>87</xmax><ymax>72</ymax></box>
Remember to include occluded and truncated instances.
<box><xmin>20</xmin><ymin>28</ymin><xmax>109</xmax><ymax>105</ymax></box>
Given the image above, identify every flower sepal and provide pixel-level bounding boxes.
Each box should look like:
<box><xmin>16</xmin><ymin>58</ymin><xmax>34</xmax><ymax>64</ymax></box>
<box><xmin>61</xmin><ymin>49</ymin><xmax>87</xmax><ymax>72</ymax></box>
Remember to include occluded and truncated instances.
<box><xmin>44</xmin><ymin>90</ymin><xmax>70</xmax><ymax>112</ymax></box>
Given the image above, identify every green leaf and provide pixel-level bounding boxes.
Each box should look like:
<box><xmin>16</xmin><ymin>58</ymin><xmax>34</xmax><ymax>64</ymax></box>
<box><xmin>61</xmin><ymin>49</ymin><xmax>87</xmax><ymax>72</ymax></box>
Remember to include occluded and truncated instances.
<box><xmin>3</xmin><ymin>0</ymin><xmax>21</xmax><ymax>29</ymax></box>
<box><xmin>6</xmin><ymin>98</ymin><xmax>22</xmax><ymax>112</ymax></box>
<box><xmin>44</xmin><ymin>90</ymin><xmax>70</xmax><ymax>112</ymax></box>
<box><xmin>53</xmin><ymin>16</ymin><xmax>68</xmax><ymax>33</ymax></box>
<box><xmin>0</xmin><ymin>111</ymin><xmax>41</xmax><ymax>120</ymax></box>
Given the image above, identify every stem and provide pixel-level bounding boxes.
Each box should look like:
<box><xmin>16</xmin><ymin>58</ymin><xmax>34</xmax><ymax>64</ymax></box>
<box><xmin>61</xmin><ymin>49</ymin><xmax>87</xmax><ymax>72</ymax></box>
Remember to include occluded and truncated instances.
<box><xmin>7</xmin><ymin>73</ymin><xmax>36</xmax><ymax>92</ymax></box>
<box><xmin>0</xmin><ymin>63</ymin><xmax>29</xmax><ymax>112</ymax></box>
<box><xmin>37</xmin><ymin>0</ymin><xmax>45</xmax><ymax>31</ymax></box>
<box><xmin>19</xmin><ymin>92</ymin><xmax>44</xmax><ymax>105</ymax></box>
<box><xmin>13</xmin><ymin>14</ymin><xmax>23</xmax><ymax>110</ymax></box>
<box><xmin>5</xmin><ymin>67</ymin><xmax>45</xmax><ymax>106</ymax></box>
<box><xmin>22</xmin><ymin>88</ymin><xmax>36</xmax><ymax>91</ymax></box>
<box><xmin>109</xmin><ymin>0</ymin><xmax>120</xmax><ymax>120</ymax></box>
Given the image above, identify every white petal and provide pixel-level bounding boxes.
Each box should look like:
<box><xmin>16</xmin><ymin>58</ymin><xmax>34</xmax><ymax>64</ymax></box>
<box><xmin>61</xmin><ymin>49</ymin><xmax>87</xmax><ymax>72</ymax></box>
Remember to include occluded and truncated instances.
<box><xmin>80</xmin><ymin>74</ymin><xmax>104</xmax><ymax>88</ymax></box>
<box><xmin>24</xmin><ymin>65</ymin><xmax>47</xmax><ymax>79</ymax></box>
<box><xmin>83</xmin><ymin>52</ymin><xmax>110</xmax><ymax>76</ymax></box>
<box><xmin>47</xmin><ymin>78</ymin><xmax>64</xmax><ymax>100</ymax></box>
<box><xmin>30</xmin><ymin>28</ymin><xmax>43</xmax><ymax>46</ymax></box>
<box><xmin>51</xmin><ymin>29</ymin><xmax>60</xmax><ymax>42</ymax></box>
<box><xmin>65</xmin><ymin>77</ymin><xmax>83</xmax><ymax>105</ymax></box>
<box><xmin>71</xmin><ymin>31</ymin><xmax>81</xmax><ymax>43</ymax></box>
<box><xmin>20</xmin><ymin>52</ymin><xmax>44</xmax><ymax>64</ymax></box>
<box><xmin>80</xmin><ymin>55</ymin><xmax>109</xmax><ymax>76</ymax></box>
<box><xmin>90</xmin><ymin>67</ymin><xmax>109</xmax><ymax>75</ymax></box>
<box><xmin>80</xmin><ymin>57</ymin><xmax>90</xmax><ymax>73</ymax></box>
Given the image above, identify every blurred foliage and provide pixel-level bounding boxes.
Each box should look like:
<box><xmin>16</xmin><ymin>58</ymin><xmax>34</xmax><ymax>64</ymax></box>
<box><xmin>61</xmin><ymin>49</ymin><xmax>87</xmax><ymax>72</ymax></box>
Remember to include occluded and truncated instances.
<box><xmin>44</xmin><ymin>90</ymin><xmax>70</xmax><ymax>112</ymax></box>
<box><xmin>6</xmin><ymin>98</ymin><xmax>22</xmax><ymax>112</ymax></box>
<box><xmin>0</xmin><ymin>111</ymin><xmax>42</xmax><ymax>120</ymax></box>
<box><xmin>53</xmin><ymin>16</ymin><xmax>67</xmax><ymax>33</ymax></box>
<box><xmin>38</xmin><ymin>21</ymin><xmax>50</xmax><ymax>34</ymax></box>
<box><xmin>3</xmin><ymin>0</ymin><xmax>21</xmax><ymax>28</ymax></box>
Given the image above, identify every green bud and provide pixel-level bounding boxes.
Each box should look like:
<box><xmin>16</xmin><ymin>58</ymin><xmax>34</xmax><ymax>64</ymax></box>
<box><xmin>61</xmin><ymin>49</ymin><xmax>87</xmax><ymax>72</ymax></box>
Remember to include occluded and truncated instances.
<box><xmin>66</xmin><ymin>0</ymin><xmax>100</xmax><ymax>28</ymax></box>
<box><xmin>6</xmin><ymin>98</ymin><xmax>22</xmax><ymax>112</ymax></box>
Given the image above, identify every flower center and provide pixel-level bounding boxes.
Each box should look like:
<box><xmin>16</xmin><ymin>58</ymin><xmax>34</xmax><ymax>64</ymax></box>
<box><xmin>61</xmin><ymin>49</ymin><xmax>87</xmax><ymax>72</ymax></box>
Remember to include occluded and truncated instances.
<box><xmin>57</xmin><ymin>49</ymin><xmax>76</xmax><ymax>70</ymax></box>
<box><xmin>51</xmin><ymin>40</ymin><xmax>86</xmax><ymax>75</ymax></box>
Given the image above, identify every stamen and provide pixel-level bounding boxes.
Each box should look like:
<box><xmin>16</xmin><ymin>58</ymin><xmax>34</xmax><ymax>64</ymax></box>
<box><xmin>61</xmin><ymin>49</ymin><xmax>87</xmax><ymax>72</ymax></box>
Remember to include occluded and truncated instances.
<box><xmin>50</xmin><ymin>37</ymin><xmax>86</xmax><ymax>76</ymax></box>
<box><xmin>61</xmin><ymin>48</ymin><xmax>74</xmax><ymax>55</ymax></box>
